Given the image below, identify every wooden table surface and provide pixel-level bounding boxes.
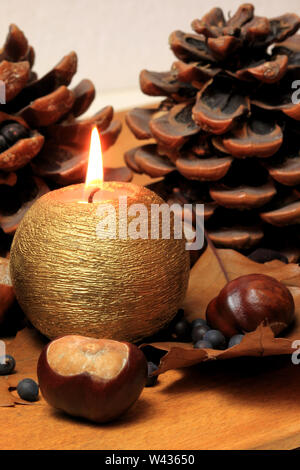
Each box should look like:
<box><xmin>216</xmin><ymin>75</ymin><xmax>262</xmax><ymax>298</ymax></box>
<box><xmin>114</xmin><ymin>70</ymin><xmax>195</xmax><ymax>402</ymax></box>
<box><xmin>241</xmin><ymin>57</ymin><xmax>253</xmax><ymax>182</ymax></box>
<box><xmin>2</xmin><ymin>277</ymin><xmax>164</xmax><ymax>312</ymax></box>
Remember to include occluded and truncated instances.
<box><xmin>2</xmin><ymin>110</ymin><xmax>300</xmax><ymax>451</ymax></box>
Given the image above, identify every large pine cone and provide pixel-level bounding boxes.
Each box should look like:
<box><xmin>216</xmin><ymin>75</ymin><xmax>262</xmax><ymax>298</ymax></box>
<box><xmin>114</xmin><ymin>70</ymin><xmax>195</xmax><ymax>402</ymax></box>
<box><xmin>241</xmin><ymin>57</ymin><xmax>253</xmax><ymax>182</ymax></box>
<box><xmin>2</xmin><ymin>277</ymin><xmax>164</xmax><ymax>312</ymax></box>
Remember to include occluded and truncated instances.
<box><xmin>125</xmin><ymin>4</ymin><xmax>300</xmax><ymax>259</ymax></box>
<box><xmin>0</xmin><ymin>24</ymin><xmax>132</xmax><ymax>255</ymax></box>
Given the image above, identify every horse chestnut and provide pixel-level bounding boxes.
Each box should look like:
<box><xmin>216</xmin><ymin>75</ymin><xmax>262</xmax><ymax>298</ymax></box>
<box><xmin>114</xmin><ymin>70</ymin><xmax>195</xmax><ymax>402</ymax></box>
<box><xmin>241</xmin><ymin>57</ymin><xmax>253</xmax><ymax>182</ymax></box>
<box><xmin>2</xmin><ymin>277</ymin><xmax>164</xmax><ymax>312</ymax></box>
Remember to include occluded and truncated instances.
<box><xmin>206</xmin><ymin>274</ymin><xmax>295</xmax><ymax>337</ymax></box>
<box><xmin>0</xmin><ymin>258</ymin><xmax>15</xmax><ymax>325</ymax></box>
<box><xmin>37</xmin><ymin>335</ymin><xmax>148</xmax><ymax>423</ymax></box>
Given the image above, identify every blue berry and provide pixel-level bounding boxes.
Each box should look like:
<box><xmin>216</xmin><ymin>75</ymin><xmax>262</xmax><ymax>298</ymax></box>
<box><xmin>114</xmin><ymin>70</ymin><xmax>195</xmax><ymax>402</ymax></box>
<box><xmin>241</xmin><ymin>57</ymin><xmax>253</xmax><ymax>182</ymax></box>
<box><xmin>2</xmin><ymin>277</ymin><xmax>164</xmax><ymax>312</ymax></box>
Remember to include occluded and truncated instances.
<box><xmin>228</xmin><ymin>334</ymin><xmax>245</xmax><ymax>348</ymax></box>
<box><xmin>17</xmin><ymin>378</ymin><xmax>39</xmax><ymax>402</ymax></box>
<box><xmin>191</xmin><ymin>325</ymin><xmax>210</xmax><ymax>343</ymax></box>
<box><xmin>203</xmin><ymin>330</ymin><xmax>226</xmax><ymax>350</ymax></box>
<box><xmin>0</xmin><ymin>135</ymin><xmax>8</xmax><ymax>153</ymax></box>
<box><xmin>146</xmin><ymin>362</ymin><xmax>158</xmax><ymax>387</ymax></box>
<box><xmin>0</xmin><ymin>355</ymin><xmax>15</xmax><ymax>375</ymax></box>
<box><xmin>193</xmin><ymin>340</ymin><xmax>213</xmax><ymax>349</ymax></box>
<box><xmin>191</xmin><ymin>318</ymin><xmax>207</xmax><ymax>329</ymax></box>
<box><xmin>1</xmin><ymin>122</ymin><xmax>28</xmax><ymax>145</ymax></box>
<box><xmin>172</xmin><ymin>319</ymin><xmax>191</xmax><ymax>341</ymax></box>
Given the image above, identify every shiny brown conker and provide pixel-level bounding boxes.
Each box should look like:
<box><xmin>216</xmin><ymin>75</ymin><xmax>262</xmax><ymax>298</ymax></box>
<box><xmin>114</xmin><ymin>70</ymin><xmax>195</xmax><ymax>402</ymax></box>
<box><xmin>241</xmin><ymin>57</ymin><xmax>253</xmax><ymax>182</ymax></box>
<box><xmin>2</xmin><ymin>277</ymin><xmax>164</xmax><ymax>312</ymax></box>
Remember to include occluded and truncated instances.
<box><xmin>37</xmin><ymin>335</ymin><xmax>148</xmax><ymax>423</ymax></box>
<box><xmin>0</xmin><ymin>257</ymin><xmax>15</xmax><ymax>325</ymax></box>
<box><xmin>206</xmin><ymin>274</ymin><xmax>295</xmax><ymax>337</ymax></box>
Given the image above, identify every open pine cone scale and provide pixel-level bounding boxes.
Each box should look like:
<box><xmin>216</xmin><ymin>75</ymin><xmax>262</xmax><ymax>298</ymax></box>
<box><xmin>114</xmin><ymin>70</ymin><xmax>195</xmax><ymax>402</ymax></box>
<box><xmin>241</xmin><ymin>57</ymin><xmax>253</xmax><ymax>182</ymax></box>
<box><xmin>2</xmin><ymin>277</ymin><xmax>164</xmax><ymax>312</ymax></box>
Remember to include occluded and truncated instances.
<box><xmin>125</xmin><ymin>4</ymin><xmax>300</xmax><ymax>258</ymax></box>
<box><xmin>0</xmin><ymin>24</ymin><xmax>131</xmax><ymax>251</ymax></box>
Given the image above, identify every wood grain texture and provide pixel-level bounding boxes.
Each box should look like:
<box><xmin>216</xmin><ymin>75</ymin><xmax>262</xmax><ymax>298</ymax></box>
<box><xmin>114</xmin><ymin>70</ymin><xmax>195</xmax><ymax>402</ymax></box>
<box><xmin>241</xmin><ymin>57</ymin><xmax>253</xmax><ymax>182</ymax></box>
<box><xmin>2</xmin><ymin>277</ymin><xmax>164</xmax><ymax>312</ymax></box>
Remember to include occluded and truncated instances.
<box><xmin>2</xmin><ymin>356</ymin><xmax>300</xmax><ymax>450</ymax></box>
<box><xmin>2</xmin><ymin>110</ymin><xmax>300</xmax><ymax>450</ymax></box>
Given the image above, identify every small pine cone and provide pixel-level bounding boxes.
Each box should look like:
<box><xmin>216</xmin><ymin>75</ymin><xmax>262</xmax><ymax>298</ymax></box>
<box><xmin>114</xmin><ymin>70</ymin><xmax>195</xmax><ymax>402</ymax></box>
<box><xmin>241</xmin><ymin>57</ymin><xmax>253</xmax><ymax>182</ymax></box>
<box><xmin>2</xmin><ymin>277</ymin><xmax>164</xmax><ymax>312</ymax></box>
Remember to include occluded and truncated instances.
<box><xmin>125</xmin><ymin>4</ymin><xmax>300</xmax><ymax>259</ymax></box>
<box><xmin>0</xmin><ymin>24</ymin><xmax>132</xmax><ymax>253</ymax></box>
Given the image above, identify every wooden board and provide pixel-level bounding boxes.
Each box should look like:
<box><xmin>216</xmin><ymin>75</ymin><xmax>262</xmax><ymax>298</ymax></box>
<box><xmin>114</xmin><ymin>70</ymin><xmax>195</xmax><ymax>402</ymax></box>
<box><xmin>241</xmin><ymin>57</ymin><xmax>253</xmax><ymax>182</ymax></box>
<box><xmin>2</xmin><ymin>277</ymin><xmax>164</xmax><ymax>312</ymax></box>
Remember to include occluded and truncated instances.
<box><xmin>2</xmin><ymin>110</ymin><xmax>300</xmax><ymax>450</ymax></box>
<box><xmin>2</xmin><ymin>354</ymin><xmax>300</xmax><ymax>450</ymax></box>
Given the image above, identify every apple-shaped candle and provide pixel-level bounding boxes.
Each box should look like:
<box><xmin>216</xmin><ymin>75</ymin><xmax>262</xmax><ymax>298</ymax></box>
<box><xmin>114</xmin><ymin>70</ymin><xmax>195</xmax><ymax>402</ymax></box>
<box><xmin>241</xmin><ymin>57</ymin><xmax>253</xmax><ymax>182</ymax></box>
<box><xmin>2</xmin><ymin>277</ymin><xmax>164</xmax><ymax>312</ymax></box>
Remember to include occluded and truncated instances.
<box><xmin>10</xmin><ymin>128</ymin><xmax>189</xmax><ymax>341</ymax></box>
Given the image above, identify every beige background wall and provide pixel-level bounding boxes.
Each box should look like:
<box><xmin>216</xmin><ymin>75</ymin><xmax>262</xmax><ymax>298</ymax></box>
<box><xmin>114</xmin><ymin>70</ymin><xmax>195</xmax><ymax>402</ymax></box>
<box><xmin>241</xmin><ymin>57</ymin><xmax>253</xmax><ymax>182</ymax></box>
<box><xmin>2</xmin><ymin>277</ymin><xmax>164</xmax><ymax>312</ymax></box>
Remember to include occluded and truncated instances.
<box><xmin>0</xmin><ymin>0</ymin><xmax>299</xmax><ymax>109</ymax></box>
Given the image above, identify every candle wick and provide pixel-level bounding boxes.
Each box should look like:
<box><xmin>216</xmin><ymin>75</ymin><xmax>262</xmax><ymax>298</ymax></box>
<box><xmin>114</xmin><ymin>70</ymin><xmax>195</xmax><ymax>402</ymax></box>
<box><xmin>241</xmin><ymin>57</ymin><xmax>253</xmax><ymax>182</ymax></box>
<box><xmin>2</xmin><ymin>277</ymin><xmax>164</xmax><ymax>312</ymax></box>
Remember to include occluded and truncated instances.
<box><xmin>88</xmin><ymin>187</ymin><xmax>101</xmax><ymax>203</ymax></box>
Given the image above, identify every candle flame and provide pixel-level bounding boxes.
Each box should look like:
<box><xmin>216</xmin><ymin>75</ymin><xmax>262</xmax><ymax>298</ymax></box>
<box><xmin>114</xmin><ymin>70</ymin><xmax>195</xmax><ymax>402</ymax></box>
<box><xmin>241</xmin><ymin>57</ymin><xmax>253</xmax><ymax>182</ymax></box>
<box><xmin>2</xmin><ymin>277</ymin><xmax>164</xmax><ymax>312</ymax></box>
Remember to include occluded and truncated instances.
<box><xmin>85</xmin><ymin>126</ymin><xmax>103</xmax><ymax>189</ymax></box>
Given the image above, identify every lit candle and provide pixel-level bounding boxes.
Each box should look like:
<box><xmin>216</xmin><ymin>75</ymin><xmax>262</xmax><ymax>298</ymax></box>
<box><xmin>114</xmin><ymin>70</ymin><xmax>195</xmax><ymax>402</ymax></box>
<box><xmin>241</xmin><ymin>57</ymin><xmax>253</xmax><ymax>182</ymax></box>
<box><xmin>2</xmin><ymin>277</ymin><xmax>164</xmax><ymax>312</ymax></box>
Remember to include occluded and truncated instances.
<box><xmin>53</xmin><ymin>126</ymin><xmax>139</xmax><ymax>204</ymax></box>
<box><xmin>10</xmin><ymin>127</ymin><xmax>190</xmax><ymax>342</ymax></box>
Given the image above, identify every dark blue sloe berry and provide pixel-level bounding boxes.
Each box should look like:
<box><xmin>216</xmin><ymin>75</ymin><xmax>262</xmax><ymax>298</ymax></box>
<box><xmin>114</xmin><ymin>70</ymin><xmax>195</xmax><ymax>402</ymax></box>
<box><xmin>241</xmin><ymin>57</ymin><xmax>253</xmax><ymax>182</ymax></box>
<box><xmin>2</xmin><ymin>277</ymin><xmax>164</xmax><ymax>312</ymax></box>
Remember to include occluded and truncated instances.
<box><xmin>0</xmin><ymin>355</ymin><xmax>15</xmax><ymax>375</ymax></box>
<box><xmin>146</xmin><ymin>362</ymin><xmax>158</xmax><ymax>387</ymax></box>
<box><xmin>1</xmin><ymin>122</ymin><xmax>29</xmax><ymax>145</ymax></box>
<box><xmin>0</xmin><ymin>135</ymin><xmax>8</xmax><ymax>153</ymax></box>
<box><xmin>191</xmin><ymin>325</ymin><xmax>210</xmax><ymax>343</ymax></box>
<box><xmin>228</xmin><ymin>334</ymin><xmax>245</xmax><ymax>348</ymax></box>
<box><xmin>191</xmin><ymin>318</ymin><xmax>207</xmax><ymax>329</ymax></box>
<box><xmin>172</xmin><ymin>319</ymin><xmax>191</xmax><ymax>341</ymax></box>
<box><xmin>193</xmin><ymin>340</ymin><xmax>213</xmax><ymax>349</ymax></box>
<box><xmin>203</xmin><ymin>329</ymin><xmax>227</xmax><ymax>350</ymax></box>
<box><xmin>17</xmin><ymin>378</ymin><xmax>39</xmax><ymax>402</ymax></box>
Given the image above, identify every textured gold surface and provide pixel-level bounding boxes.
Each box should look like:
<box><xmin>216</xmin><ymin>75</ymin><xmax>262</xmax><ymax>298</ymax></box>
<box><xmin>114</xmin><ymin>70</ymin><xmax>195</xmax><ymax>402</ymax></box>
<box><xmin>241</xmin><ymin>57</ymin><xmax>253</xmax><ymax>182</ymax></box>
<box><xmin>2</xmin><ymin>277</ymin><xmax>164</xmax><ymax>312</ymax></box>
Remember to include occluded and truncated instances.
<box><xmin>10</xmin><ymin>182</ymin><xmax>190</xmax><ymax>342</ymax></box>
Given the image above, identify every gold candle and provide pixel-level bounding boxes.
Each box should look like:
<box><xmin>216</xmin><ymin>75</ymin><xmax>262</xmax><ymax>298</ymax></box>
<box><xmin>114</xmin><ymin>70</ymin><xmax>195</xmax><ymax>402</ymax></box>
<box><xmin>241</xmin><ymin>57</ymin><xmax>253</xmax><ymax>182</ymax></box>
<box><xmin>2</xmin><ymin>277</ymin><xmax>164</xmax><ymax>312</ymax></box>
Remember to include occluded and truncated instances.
<box><xmin>10</xmin><ymin>129</ymin><xmax>189</xmax><ymax>341</ymax></box>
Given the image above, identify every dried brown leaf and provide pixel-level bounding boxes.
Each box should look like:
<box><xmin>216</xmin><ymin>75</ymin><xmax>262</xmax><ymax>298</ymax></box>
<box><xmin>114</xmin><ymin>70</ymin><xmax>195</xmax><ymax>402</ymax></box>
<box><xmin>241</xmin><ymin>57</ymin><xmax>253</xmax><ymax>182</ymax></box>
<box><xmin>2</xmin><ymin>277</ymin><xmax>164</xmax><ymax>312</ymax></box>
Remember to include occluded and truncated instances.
<box><xmin>143</xmin><ymin>247</ymin><xmax>300</xmax><ymax>374</ymax></box>
<box><xmin>184</xmin><ymin>246</ymin><xmax>300</xmax><ymax>321</ymax></box>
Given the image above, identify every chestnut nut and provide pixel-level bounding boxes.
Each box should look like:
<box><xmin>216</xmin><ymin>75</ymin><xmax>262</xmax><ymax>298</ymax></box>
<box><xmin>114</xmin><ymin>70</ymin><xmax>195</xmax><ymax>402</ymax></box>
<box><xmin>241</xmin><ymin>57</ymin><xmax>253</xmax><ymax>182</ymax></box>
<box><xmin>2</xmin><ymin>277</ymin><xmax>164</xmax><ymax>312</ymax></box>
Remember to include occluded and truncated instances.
<box><xmin>206</xmin><ymin>274</ymin><xmax>295</xmax><ymax>337</ymax></box>
<box><xmin>0</xmin><ymin>257</ymin><xmax>15</xmax><ymax>325</ymax></box>
<box><xmin>37</xmin><ymin>335</ymin><xmax>148</xmax><ymax>423</ymax></box>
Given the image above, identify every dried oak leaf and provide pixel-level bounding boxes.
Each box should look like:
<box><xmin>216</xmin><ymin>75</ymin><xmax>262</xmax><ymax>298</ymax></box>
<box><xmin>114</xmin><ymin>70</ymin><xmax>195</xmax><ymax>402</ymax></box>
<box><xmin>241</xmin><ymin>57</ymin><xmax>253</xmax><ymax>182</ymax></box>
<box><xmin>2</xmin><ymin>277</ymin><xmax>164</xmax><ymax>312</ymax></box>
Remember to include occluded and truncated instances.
<box><xmin>0</xmin><ymin>327</ymin><xmax>47</xmax><ymax>407</ymax></box>
<box><xmin>142</xmin><ymin>247</ymin><xmax>300</xmax><ymax>374</ymax></box>
<box><xmin>183</xmin><ymin>246</ymin><xmax>300</xmax><ymax>320</ymax></box>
